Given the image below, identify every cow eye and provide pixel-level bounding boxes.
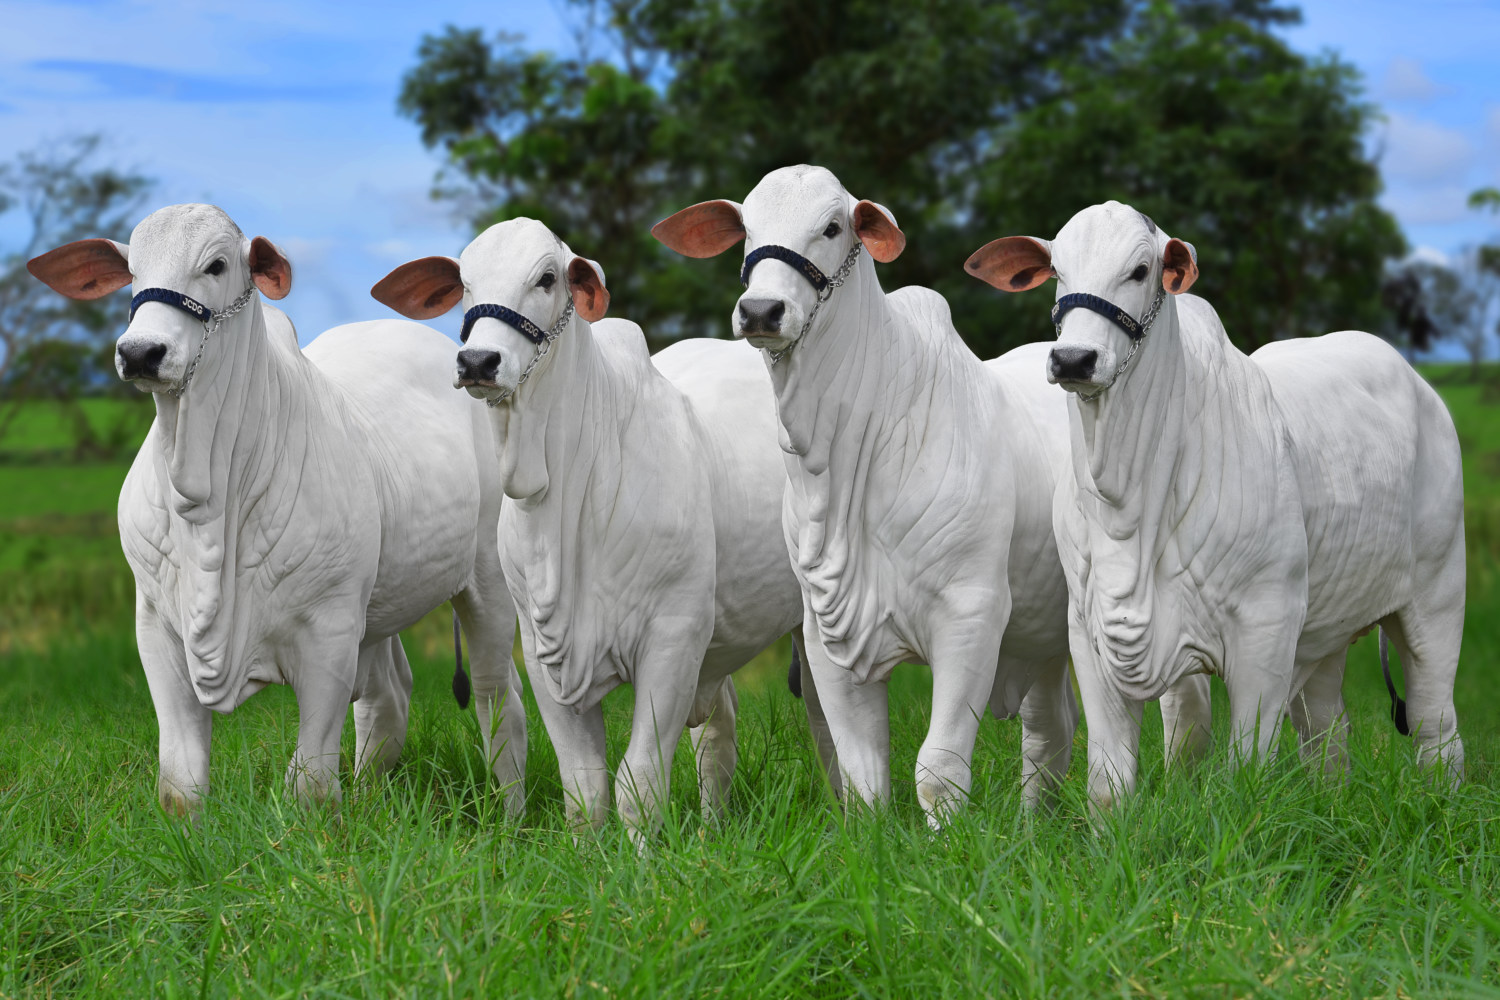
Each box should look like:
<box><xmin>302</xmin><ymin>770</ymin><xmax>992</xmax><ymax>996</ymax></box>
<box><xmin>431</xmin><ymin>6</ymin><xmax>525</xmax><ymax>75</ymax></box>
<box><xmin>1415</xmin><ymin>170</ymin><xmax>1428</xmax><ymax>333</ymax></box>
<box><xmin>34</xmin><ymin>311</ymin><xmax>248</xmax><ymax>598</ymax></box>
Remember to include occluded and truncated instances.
<box><xmin>537</xmin><ymin>272</ymin><xmax>556</xmax><ymax>290</ymax></box>
<box><xmin>1129</xmin><ymin>263</ymin><xmax>1148</xmax><ymax>282</ymax></box>
<box><xmin>206</xmin><ymin>259</ymin><xmax>227</xmax><ymax>276</ymax></box>
<box><xmin>823</xmin><ymin>221</ymin><xmax>841</xmax><ymax>239</ymax></box>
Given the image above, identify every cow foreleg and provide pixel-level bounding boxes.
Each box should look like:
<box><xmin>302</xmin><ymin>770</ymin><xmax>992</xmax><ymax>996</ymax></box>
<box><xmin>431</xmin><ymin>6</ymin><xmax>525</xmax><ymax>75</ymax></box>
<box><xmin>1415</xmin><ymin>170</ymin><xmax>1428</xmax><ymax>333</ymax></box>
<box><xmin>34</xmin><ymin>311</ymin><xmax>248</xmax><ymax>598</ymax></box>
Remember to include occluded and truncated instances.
<box><xmin>1288</xmin><ymin>651</ymin><xmax>1348</xmax><ymax>777</ymax></box>
<box><xmin>690</xmin><ymin>676</ymin><xmax>738</xmax><ymax>824</ymax></box>
<box><xmin>287</xmin><ymin>636</ymin><xmax>359</xmax><ymax>807</ymax></box>
<box><xmin>792</xmin><ymin>627</ymin><xmax>843</xmax><ymax>800</ymax></box>
<box><xmin>1071</xmin><ymin>623</ymin><xmax>1144</xmax><ymax>814</ymax></box>
<box><xmin>802</xmin><ymin>623</ymin><xmax>890</xmax><ymax>814</ymax></box>
<box><xmin>616</xmin><ymin>642</ymin><xmax>697</xmax><ymax>850</ymax></box>
<box><xmin>917</xmin><ymin>627</ymin><xmax>1004</xmax><ymax>830</ymax></box>
<box><xmin>1223</xmin><ymin>626</ymin><xmax>1297</xmax><ymax>770</ymax></box>
<box><xmin>1016</xmin><ymin>655</ymin><xmax>1078</xmax><ymax>810</ymax></box>
<box><xmin>138</xmin><ymin>599</ymin><xmax>211</xmax><ymax>819</ymax></box>
<box><xmin>352</xmin><ymin>636</ymin><xmax>413</xmax><ymax>780</ymax></box>
<box><xmin>1159</xmin><ymin>674</ymin><xmax>1213</xmax><ymax>769</ymax></box>
<box><xmin>453</xmin><ymin>585</ymin><xmax>527</xmax><ymax>819</ymax></box>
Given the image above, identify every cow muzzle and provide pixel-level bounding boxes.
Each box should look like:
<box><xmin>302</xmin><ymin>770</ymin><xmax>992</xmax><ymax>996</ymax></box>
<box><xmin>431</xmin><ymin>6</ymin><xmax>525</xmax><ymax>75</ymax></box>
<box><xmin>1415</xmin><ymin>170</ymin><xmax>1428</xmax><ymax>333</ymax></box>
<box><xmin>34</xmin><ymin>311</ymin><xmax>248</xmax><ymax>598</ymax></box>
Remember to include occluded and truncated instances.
<box><xmin>455</xmin><ymin>348</ymin><xmax>503</xmax><ymax>391</ymax></box>
<box><xmin>1048</xmin><ymin>344</ymin><xmax>1101</xmax><ymax>389</ymax></box>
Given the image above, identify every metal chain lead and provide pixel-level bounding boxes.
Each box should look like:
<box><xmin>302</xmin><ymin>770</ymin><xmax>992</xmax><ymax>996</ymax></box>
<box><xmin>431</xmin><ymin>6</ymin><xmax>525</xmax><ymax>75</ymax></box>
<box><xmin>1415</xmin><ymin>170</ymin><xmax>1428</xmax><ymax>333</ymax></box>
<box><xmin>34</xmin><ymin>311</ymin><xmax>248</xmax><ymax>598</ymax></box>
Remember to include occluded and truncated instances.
<box><xmin>1069</xmin><ymin>281</ymin><xmax>1166</xmax><ymax>401</ymax></box>
<box><xmin>485</xmin><ymin>297</ymin><xmax>575</xmax><ymax>407</ymax></box>
<box><xmin>170</xmin><ymin>285</ymin><xmax>259</xmax><ymax>398</ymax></box>
<box><xmin>767</xmin><ymin>243</ymin><xmax>864</xmax><ymax>367</ymax></box>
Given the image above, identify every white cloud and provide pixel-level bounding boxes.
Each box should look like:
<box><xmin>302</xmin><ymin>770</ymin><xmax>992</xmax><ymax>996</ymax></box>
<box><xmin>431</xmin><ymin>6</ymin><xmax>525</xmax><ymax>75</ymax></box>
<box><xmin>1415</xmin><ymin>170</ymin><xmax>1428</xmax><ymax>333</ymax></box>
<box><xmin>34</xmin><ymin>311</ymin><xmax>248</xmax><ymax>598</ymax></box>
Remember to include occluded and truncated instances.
<box><xmin>1403</xmin><ymin>245</ymin><xmax>1452</xmax><ymax>268</ymax></box>
<box><xmin>1381</xmin><ymin>57</ymin><xmax>1442</xmax><ymax>102</ymax></box>
<box><xmin>1378</xmin><ymin>113</ymin><xmax>1473</xmax><ymax>182</ymax></box>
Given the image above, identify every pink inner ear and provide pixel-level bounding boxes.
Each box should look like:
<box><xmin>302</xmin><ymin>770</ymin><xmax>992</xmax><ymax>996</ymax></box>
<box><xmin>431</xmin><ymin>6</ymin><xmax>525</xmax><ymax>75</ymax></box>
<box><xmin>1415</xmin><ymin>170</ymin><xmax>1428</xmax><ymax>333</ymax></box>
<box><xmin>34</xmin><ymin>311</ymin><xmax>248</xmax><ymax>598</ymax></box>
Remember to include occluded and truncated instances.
<box><xmin>1162</xmin><ymin>239</ymin><xmax>1199</xmax><ymax>294</ymax></box>
<box><xmin>371</xmin><ymin>257</ymin><xmax>463</xmax><ymax>320</ymax></box>
<box><xmin>964</xmin><ymin>237</ymin><xmax>1053</xmax><ymax>292</ymax></box>
<box><xmin>249</xmin><ymin>237</ymin><xmax>293</xmax><ymax>300</ymax></box>
<box><xmin>853</xmin><ymin>202</ymin><xmax>906</xmax><ymax>263</ymax></box>
<box><xmin>567</xmin><ymin>258</ymin><xmax>610</xmax><ymax>322</ymax></box>
<box><xmin>651</xmin><ymin>201</ymin><xmax>745</xmax><ymax>258</ymax></box>
<box><xmin>26</xmin><ymin>239</ymin><xmax>132</xmax><ymax>300</ymax></box>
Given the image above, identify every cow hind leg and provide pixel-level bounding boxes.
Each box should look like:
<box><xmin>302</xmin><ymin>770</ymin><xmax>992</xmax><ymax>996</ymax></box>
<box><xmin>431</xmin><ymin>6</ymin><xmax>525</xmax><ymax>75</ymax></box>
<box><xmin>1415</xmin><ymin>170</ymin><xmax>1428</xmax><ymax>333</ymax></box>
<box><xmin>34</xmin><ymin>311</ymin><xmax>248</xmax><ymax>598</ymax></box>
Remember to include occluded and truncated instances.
<box><xmin>690</xmin><ymin>676</ymin><xmax>738</xmax><ymax>824</ymax></box>
<box><xmin>1288</xmin><ymin>651</ymin><xmax>1348</xmax><ymax>777</ymax></box>
<box><xmin>352</xmin><ymin>636</ymin><xmax>413</xmax><ymax>780</ymax></box>
<box><xmin>452</xmin><ymin>588</ymin><xmax>527</xmax><ymax>819</ymax></box>
<box><xmin>1383</xmin><ymin>594</ymin><xmax>1464</xmax><ymax>787</ymax></box>
<box><xmin>1159</xmin><ymin>674</ymin><xmax>1213</xmax><ymax>770</ymax></box>
<box><xmin>1015</xmin><ymin>655</ymin><xmax>1077</xmax><ymax>809</ymax></box>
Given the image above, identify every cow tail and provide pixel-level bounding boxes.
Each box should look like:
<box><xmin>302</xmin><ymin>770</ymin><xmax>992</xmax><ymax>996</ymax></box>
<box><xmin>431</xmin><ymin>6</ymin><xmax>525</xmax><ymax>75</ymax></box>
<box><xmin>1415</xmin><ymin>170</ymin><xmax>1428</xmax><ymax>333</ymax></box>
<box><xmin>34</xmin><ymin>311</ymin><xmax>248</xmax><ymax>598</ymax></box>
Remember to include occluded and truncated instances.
<box><xmin>452</xmin><ymin>607</ymin><xmax>472</xmax><ymax>710</ymax></box>
<box><xmin>787</xmin><ymin>643</ymin><xmax>803</xmax><ymax>699</ymax></box>
<box><xmin>1379</xmin><ymin>627</ymin><xmax>1409</xmax><ymax>736</ymax></box>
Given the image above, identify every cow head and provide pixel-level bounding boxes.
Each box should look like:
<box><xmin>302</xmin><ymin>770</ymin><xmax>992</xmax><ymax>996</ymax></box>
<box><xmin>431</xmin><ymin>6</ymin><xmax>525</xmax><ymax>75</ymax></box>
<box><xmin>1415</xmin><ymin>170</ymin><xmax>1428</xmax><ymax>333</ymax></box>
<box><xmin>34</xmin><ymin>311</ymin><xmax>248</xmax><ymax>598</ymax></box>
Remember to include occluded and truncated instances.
<box><xmin>652</xmin><ymin>164</ymin><xmax>904</xmax><ymax>355</ymax></box>
<box><xmin>372</xmin><ymin>218</ymin><xmax>607</xmax><ymax>404</ymax></box>
<box><xmin>27</xmin><ymin>204</ymin><xmax>290</xmax><ymax>394</ymax></box>
<box><xmin>966</xmin><ymin>201</ymin><xmax>1197</xmax><ymax>397</ymax></box>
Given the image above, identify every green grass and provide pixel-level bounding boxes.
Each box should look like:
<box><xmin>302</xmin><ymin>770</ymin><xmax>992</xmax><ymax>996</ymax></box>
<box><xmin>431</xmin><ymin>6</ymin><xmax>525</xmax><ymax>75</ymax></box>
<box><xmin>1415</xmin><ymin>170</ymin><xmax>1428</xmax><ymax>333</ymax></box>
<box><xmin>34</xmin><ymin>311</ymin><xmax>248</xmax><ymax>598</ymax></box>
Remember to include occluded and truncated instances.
<box><xmin>1</xmin><ymin>372</ymin><xmax>1498</xmax><ymax>997</ymax></box>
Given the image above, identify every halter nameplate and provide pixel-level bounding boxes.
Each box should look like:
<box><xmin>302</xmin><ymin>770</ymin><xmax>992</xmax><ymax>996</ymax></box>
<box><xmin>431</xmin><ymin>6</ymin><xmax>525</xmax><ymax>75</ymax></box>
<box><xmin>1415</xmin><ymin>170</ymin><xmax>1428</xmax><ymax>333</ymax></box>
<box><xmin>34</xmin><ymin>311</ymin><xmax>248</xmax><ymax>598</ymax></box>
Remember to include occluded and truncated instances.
<box><xmin>741</xmin><ymin>245</ymin><xmax>831</xmax><ymax>292</ymax></box>
<box><xmin>461</xmin><ymin>303</ymin><xmax>549</xmax><ymax>345</ymax></box>
<box><xmin>1051</xmin><ymin>292</ymin><xmax>1146</xmax><ymax>341</ymax></box>
<box><xmin>130</xmin><ymin>287</ymin><xmax>213</xmax><ymax>325</ymax></box>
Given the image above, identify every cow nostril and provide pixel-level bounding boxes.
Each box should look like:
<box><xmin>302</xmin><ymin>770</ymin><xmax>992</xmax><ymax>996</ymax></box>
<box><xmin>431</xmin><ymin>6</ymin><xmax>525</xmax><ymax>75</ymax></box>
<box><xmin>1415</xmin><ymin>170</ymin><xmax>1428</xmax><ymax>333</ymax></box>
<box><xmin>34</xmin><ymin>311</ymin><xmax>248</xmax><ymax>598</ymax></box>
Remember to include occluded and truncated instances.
<box><xmin>144</xmin><ymin>344</ymin><xmax>166</xmax><ymax>368</ymax></box>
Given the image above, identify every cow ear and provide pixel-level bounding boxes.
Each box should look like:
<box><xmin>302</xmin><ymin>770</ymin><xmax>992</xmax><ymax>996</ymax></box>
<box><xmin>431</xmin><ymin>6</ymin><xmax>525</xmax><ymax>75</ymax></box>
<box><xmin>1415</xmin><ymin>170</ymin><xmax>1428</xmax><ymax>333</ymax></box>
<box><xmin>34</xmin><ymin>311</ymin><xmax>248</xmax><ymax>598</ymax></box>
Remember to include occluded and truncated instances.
<box><xmin>965</xmin><ymin>236</ymin><xmax>1054</xmax><ymax>291</ymax></box>
<box><xmin>567</xmin><ymin>256</ymin><xmax>610</xmax><ymax>322</ymax></box>
<box><xmin>27</xmin><ymin>238</ymin><xmax>132</xmax><ymax>300</ymax></box>
<box><xmin>371</xmin><ymin>256</ymin><xmax>464</xmax><ymax>319</ymax></box>
<box><xmin>651</xmin><ymin>200</ymin><xmax>745</xmax><ymax>258</ymax></box>
<box><xmin>853</xmin><ymin>200</ymin><xmax>905</xmax><ymax>262</ymax></box>
<box><xmin>248</xmin><ymin>237</ymin><xmax>293</xmax><ymax>300</ymax></box>
<box><xmin>1163</xmin><ymin>238</ymin><xmax>1198</xmax><ymax>294</ymax></box>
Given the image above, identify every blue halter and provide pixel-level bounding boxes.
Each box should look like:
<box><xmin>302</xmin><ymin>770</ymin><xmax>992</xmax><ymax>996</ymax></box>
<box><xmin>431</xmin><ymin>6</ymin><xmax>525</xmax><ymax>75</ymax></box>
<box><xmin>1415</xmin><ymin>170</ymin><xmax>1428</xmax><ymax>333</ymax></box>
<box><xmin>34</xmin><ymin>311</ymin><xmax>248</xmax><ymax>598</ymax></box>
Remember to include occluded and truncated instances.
<box><xmin>130</xmin><ymin>287</ymin><xmax>215</xmax><ymax>325</ymax></box>
<box><xmin>740</xmin><ymin>245</ymin><xmax>833</xmax><ymax>292</ymax></box>
<box><xmin>460</xmin><ymin>303</ymin><xmax>551</xmax><ymax>346</ymax></box>
<box><xmin>1051</xmin><ymin>291</ymin><xmax>1154</xmax><ymax>341</ymax></box>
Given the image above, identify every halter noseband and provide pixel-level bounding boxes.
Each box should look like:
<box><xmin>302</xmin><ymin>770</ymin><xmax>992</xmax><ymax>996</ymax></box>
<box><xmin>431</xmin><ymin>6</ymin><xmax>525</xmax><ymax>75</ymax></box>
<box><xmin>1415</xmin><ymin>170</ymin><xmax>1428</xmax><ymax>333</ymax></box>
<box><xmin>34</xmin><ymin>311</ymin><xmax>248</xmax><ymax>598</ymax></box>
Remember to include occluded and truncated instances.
<box><xmin>739</xmin><ymin>242</ymin><xmax>863</xmax><ymax>365</ymax></box>
<box><xmin>459</xmin><ymin>296</ymin><xmax>575</xmax><ymax>406</ymax></box>
<box><xmin>1050</xmin><ymin>282</ymin><xmax>1167</xmax><ymax>395</ymax></box>
<box><xmin>128</xmin><ymin>284</ymin><xmax>258</xmax><ymax>397</ymax></box>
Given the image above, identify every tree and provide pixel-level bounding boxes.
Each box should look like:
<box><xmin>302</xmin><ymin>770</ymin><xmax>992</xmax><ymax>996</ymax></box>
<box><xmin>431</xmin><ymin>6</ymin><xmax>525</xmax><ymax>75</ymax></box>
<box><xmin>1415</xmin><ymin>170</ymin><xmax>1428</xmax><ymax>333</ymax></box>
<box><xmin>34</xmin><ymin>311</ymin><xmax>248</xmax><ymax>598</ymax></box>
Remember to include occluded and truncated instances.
<box><xmin>0</xmin><ymin>135</ymin><xmax>154</xmax><ymax>446</ymax></box>
<box><xmin>399</xmin><ymin>0</ymin><xmax>1402</xmax><ymax>357</ymax></box>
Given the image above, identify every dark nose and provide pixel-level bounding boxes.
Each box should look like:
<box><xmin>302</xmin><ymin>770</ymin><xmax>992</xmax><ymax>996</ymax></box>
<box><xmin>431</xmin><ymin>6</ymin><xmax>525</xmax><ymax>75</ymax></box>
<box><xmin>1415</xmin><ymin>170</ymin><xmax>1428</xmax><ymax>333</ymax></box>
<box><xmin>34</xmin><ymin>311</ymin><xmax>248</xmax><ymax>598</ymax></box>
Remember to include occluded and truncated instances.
<box><xmin>738</xmin><ymin>298</ymin><xmax>785</xmax><ymax>335</ymax></box>
<box><xmin>456</xmin><ymin>348</ymin><xmax>501</xmax><ymax>384</ymax></box>
<box><xmin>1049</xmin><ymin>345</ymin><xmax>1098</xmax><ymax>382</ymax></box>
<box><xmin>117</xmin><ymin>342</ymin><xmax>167</xmax><ymax>380</ymax></box>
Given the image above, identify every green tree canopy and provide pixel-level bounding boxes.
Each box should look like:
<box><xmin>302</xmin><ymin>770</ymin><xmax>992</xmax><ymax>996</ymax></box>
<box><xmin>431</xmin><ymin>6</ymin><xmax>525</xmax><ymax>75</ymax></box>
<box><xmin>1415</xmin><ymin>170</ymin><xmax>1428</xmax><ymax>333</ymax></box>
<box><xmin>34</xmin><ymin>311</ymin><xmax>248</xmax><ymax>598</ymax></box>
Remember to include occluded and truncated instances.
<box><xmin>399</xmin><ymin>0</ymin><xmax>1401</xmax><ymax>356</ymax></box>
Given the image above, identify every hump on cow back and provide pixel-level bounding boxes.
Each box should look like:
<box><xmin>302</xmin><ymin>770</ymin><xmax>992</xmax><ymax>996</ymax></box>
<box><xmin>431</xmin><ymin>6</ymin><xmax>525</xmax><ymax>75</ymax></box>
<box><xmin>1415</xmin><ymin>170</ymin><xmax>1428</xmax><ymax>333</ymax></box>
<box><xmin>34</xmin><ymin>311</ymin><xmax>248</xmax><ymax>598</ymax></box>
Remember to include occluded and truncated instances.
<box><xmin>885</xmin><ymin>286</ymin><xmax>967</xmax><ymax>352</ymax></box>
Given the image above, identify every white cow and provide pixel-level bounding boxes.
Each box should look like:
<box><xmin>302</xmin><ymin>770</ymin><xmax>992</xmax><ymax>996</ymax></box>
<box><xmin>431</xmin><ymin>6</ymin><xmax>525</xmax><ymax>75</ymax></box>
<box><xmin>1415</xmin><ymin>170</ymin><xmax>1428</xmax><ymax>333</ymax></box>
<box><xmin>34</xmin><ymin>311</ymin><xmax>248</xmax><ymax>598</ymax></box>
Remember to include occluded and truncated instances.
<box><xmin>372</xmin><ymin>219</ymin><xmax>823</xmax><ymax>840</ymax></box>
<box><xmin>654</xmin><ymin>164</ymin><xmax>1090</xmax><ymax>826</ymax></box>
<box><xmin>967</xmin><ymin>201</ymin><xmax>1467</xmax><ymax>808</ymax></box>
<box><xmin>28</xmin><ymin>204</ymin><xmax>527</xmax><ymax>816</ymax></box>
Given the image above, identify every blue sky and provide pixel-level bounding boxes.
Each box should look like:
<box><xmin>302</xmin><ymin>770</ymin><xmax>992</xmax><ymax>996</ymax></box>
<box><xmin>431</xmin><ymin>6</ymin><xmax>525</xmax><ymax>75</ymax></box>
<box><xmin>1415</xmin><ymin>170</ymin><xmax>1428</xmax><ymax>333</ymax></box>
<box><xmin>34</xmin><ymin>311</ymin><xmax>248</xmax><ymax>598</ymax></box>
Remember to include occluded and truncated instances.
<box><xmin>2</xmin><ymin>0</ymin><xmax>1497</xmax><ymax>356</ymax></box>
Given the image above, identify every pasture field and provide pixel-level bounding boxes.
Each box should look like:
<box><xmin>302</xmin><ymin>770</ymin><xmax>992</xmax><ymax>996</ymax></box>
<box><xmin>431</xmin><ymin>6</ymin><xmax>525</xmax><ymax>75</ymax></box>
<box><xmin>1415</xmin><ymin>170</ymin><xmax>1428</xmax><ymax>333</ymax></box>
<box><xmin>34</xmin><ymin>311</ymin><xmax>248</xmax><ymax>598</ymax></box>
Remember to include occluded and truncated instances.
<box><xmin>2</xmin><ymin>370</ymin><xmax>1498</xmax><ymax>998</ymax></box>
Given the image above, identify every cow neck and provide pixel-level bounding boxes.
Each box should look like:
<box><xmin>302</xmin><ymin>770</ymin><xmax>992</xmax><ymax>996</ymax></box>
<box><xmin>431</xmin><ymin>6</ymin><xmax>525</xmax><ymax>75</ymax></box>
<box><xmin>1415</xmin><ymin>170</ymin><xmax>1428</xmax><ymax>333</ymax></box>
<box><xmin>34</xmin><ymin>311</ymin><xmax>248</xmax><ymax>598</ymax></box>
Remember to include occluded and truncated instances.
<box><xmin>1073</xmin><ymin>295</ymin><xmax>1285</xmax><ymax>697</ymax></box>
<box><xmin>147</xmin><ymin>298</ymin><xmax>327</xmax><ymax>710</ymax></box>
<box><xmin>768</xmin><ymin>254</ymin><xmax>966</xmax><ymax>674</ymax></box>
<box><xmin>491</xmin><ymin>313</ymin><xmax>635</xmax><ymax>707</ymax></box>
